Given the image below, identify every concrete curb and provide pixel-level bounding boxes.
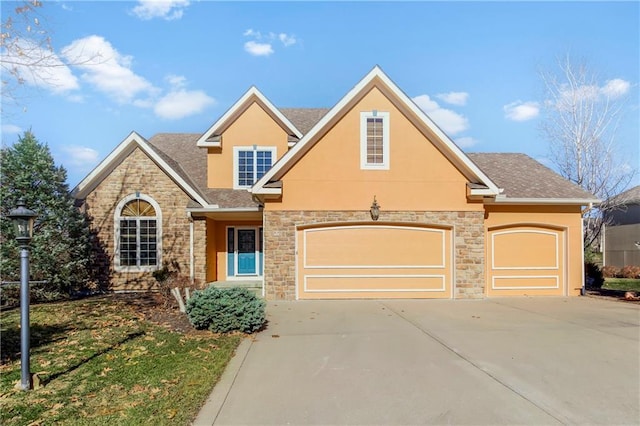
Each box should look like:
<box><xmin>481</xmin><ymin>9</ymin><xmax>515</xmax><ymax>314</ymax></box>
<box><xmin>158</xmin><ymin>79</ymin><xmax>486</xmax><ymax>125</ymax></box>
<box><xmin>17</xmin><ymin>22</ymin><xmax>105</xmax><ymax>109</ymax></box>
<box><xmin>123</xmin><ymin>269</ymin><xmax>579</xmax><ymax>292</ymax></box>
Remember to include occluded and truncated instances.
<box><xmin>191</xmin><ymin>337</ymin><xmax>253</xmax><ymax>426</ymax></box>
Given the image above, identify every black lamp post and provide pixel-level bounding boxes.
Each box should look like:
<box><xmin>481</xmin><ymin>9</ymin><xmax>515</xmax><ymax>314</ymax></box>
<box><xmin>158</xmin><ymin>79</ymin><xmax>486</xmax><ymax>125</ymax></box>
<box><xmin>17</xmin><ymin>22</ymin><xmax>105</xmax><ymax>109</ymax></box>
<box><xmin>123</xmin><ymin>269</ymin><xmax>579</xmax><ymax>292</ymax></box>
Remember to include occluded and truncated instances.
<box><xmin>8</xmin><ymin>199</ymin><xmax>37</xmax><ymax>391</ymax></box>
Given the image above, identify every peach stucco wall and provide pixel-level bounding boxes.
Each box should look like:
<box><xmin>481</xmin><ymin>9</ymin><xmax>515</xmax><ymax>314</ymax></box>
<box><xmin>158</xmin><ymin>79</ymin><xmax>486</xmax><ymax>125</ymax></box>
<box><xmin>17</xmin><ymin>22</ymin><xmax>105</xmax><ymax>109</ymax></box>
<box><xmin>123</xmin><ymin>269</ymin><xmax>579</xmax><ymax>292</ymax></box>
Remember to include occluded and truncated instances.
<box><xmin>207</xmin><ymin>101</ymin><xmax>290</xmax><ymax>188</ymax></box>
<box><xmin>484</xmin><ymin>204</ymin><xmax>584</xmax><ymax>296</ymax></box>
<box><xmin>267</xmin><ymin>87</ymin><xmax>481</xmax><ymax>212</ymax></box>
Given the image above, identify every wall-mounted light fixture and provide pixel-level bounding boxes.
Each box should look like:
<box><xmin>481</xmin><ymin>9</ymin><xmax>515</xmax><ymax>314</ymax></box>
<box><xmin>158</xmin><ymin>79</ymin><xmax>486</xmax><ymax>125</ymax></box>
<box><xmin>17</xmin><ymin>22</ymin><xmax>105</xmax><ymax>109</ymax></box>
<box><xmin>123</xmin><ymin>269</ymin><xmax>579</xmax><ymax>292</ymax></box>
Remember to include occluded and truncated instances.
<box><xmin>370</xmin><ymin>196</ymin><xmax>380</xmax><ymax>221</ymax></box>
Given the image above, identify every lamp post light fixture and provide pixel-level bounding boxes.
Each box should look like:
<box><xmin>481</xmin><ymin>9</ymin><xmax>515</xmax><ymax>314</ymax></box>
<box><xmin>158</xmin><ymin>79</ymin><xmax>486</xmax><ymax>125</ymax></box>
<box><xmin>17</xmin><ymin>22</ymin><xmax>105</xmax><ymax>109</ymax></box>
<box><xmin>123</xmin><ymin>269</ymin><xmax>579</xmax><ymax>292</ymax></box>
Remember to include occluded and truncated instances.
<box><xmin>8</xmin><ymin>199</ymin><xmax>37</xmax><ymax>391</ymax></box>
<box><xmin>370</xmin><ymin>196</ymin><xmax>380</xmax><ymax>221</ymax></box>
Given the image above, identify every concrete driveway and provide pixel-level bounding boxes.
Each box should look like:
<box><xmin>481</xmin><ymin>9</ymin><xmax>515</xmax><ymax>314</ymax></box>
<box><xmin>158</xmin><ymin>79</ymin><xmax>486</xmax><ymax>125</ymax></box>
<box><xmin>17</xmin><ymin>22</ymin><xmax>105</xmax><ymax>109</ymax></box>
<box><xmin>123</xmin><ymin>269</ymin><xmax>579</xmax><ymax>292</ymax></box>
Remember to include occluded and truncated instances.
<box><xmin>195</xmin><ymin>297</ymin><xmax>639</xmax><ymax>425</ymax></box>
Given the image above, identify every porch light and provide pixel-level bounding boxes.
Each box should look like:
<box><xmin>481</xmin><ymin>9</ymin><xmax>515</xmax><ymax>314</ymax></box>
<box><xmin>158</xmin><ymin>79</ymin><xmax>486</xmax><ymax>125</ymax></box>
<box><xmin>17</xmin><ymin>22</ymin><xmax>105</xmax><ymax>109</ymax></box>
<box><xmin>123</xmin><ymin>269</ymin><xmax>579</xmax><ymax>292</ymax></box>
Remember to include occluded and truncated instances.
<box><xmin>370</xmin><ymin>196</ymin><xmax>380</xmax><ymax>221</ymax></box>
<box><xmin>9</xmin><ymin>199</ymin><xmax>37</xmax><ymax>247</ymax></box>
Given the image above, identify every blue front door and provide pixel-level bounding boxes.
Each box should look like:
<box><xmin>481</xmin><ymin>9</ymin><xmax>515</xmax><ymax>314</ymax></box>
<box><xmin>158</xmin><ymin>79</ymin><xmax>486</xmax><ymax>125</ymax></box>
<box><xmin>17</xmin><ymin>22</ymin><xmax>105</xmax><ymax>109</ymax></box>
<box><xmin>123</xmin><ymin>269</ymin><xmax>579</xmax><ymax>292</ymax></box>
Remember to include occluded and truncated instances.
<box><xmin>237</xmin><ymin>229</ymin><xmax>257</xmax><ymax>275</ymax></box>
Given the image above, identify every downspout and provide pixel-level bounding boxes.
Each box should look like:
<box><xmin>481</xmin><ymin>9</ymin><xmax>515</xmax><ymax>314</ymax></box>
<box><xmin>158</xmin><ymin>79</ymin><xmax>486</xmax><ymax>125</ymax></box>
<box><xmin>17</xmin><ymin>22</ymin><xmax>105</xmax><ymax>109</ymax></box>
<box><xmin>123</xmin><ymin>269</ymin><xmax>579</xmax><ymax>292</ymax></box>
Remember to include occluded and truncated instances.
<box><xmin>252</xmin><ymin>194</ymin><xmax>266</xmax><ymax>297</ymax></box>
<box><xmin>580</xmin><ymin>203</ymin><xmax>591</xmax><ymax>296</ymax></box>
<box><xmin>187</xmin><ymin>211</ymin><xmax>195</xmax><ymax>284</ymax></box>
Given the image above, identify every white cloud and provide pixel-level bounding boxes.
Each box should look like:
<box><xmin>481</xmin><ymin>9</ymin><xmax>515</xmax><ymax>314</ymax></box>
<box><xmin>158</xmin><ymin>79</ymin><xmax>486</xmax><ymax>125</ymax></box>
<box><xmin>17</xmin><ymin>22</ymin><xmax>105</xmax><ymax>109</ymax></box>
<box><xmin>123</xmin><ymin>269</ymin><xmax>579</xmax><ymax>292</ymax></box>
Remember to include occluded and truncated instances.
<box><xmin>412</xmin><ymin>94</ymin><xmax>469</xmax><ymax>135</ymax></box>
<box><xmin>131</xmin><ymin>0</ymin><xmax>190</xmax><ymax>20</ymax></box>
<box><xmin>243</xmin><ymin>29</ymin><xmax>260</xmax><ymax>37</ymax></box>
<box><xmin>454</xmin><ymin>136</ymin><xmax>478</xmax><ymax>148</ymax></box>
<box><xmin>62</xmin><ymin>35</ymin><xmax>157</xmax><ymax>104</ymax></box>
<box><xmin>504</xmin><ymin>101</ymin><xmax>540</xmax><ymax>121</ymax></box>
<box><xmin>154</xmin><ymin>89</ymin><xmax>215</xmax><ymax>119</ymax></box>
<box><xmin>61</xmin><ymin>145</ymin><xmax>99</xmax><ymax>168</ymax></box>
<box><xmin>244</xmin><ymin>41</ymin><xmax>274</xmax><ymax>57</ymax></box>
<box><xmin>1</xmin><ymin>124</ymin><xmax>23</xmax><ymax>135</ymax></box>
<box><xmin>0</xmin><ymin>39</ymin><xmax>79</xmax><ymax>94</ymax></box>
<box><xmin>437</xmin><ymin>91</ymin><xmax>468</xmax><ymax>106</ymax></box>
<box><xmin>243</xmin><ymin>29</ymin><xmax>297</xmax><ymax>56</ymax></box>
<box><xmin>601</xmin><ymin>78</ymin><xmax>631</xmax><ymax>98</ymax></box>
<box><xmin>279</xmin><ymin>33</ymin><xmax>297</xmax><ymax>47</ymax></box>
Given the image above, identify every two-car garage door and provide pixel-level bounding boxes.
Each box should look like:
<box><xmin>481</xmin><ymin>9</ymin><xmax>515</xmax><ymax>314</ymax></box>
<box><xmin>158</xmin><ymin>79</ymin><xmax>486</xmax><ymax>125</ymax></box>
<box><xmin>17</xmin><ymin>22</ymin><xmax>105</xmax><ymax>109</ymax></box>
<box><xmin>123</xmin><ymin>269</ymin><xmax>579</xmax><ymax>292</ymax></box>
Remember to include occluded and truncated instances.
<box><xmin>297</xmin><ymin>225</ymin><xmax>452</xmax><ymax>299</ymax></box>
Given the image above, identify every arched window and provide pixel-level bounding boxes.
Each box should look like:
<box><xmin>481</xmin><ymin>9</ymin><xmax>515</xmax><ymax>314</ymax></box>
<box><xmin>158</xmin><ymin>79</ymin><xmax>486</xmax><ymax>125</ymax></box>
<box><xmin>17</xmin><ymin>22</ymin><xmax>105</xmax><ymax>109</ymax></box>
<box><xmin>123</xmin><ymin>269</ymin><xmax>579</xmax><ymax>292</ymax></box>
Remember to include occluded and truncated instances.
<box><xmin>114</xmin><ymin>194</ymin><xmax>162</xmax><ymax>271</ymax></box>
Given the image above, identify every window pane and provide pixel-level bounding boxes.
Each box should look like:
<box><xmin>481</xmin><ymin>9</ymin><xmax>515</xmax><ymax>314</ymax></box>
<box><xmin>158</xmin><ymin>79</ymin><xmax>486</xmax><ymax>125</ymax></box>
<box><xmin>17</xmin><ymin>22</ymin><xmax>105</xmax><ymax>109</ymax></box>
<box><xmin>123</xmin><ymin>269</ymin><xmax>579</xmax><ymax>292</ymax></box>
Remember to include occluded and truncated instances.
<box><xmin>366</xmin><ymin>117</ymin><xmax>384</xmax><ymax>164</ymax></box>
<box><xmin>238</xmin><ymin>151</ymin><xmax>254</xmax><ymax>186</ymax></box>
<box><xmin>256</xmin><ymin>151</ymin><xmax>273</xmax><ymax>180</ymax></box>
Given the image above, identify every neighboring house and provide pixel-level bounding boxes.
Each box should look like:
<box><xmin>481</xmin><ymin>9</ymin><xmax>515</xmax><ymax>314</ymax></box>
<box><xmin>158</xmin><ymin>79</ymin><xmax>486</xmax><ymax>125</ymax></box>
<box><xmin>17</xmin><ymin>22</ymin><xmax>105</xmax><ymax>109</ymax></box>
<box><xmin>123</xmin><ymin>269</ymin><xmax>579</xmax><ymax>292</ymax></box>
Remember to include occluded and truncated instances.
<box><xmin>73</xmin><ymin>67</ymin><xmax>598</xmax><ymax>299</ymax></box>
<box><xmin>603</xmin><ymin>185</ymin><xmax>640</xmax><ymax>267</ymax></box>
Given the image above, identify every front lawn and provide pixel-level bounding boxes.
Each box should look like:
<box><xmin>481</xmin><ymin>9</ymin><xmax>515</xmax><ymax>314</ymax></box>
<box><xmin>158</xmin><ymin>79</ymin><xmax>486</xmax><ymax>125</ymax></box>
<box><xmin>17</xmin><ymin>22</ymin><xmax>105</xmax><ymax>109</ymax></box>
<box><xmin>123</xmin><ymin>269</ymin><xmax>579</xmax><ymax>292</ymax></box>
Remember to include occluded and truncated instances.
<box><xmin>603</xmin><ymin>278</ymin><xmax>640</xmax><ymax>292</ymax></box>
<box><xmin>0</xmin><ymin>295</ymin><xmax>242</xmax><ymax>425</ymax></box>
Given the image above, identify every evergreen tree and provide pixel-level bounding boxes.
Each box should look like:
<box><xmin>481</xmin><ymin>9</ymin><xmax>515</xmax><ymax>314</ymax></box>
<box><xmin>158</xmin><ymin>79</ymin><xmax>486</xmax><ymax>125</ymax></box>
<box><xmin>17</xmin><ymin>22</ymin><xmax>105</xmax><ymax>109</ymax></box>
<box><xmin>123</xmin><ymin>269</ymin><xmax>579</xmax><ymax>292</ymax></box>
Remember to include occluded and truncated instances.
<box><xmin>1</xmin><ymin>131</ymin><xmax>91</xmax><ymax>298</ymax></box>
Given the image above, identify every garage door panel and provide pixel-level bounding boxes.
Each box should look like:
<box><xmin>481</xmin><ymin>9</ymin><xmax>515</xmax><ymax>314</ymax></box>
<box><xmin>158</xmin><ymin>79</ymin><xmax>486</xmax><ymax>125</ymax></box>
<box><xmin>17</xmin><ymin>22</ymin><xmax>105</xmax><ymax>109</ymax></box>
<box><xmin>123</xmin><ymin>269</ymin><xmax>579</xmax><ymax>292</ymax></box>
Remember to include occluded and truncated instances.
<box><xmin>488</xmin><ymin>226</ymin><xmax>565</xmax><ymax>297</ymax></box>
<box><xmin>492</xmin><ymin>276</ymin><xmax>559</xmax><ymax>290</ymax></box>
<box><xmin>298</xmin><ymin>225</ymin><xmax>451</xmax><ymax>299</ymax></box>
<box><xmin>492</xmin><ymin>231</ymin><xmax>558</xmax><ymax>269</ymax></box>
<box><xmin>304</xmin><ymin>226</ymin><xmax>445</xmax><ymax>268</ymax></box>
<box><xmin>305</xmin><ymin>275</ymin><xmax>446</xmax><ymax>292</ymax></box>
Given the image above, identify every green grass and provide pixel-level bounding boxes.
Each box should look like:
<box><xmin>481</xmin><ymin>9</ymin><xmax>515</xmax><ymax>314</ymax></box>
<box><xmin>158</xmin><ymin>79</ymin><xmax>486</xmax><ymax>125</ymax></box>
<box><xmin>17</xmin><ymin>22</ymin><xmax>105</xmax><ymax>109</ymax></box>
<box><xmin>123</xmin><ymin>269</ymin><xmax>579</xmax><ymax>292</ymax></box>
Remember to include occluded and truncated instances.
<box><xmin>603</xmin><ymin>278</ymin><xmax>640</xmax><ymax>292</ymax></box>
<box><xmin>0</xmin><ymin>296</ymin><xmax>242</xmax><ymax>425</ymax></box>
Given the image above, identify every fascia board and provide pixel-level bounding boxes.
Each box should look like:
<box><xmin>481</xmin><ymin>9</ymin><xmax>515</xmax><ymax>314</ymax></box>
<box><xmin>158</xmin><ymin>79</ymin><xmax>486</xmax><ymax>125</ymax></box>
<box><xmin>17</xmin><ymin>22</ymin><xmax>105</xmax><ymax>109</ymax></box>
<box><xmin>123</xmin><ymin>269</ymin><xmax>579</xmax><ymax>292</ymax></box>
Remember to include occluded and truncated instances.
<box><xmin>72</xmin><ymin>131</ymin><xmax>142</xmax><ymax>199</ymax></box>
<box><xmin>489</xmin><ymin>197</ymin><xmax>602</xmax><ymax>205</ymax></box>
<box><xmin>73</xmin><ymin>131</ymin><xmax>211</xmax><ymax>208</ymax></box>
<box><xmin>253</xmin><ymin>66</ymin><xmax>501</xmax><ymax>196</ymax></box>
<box><xmin>197</xmin><ymin>87</ymin><xmax>302</xmax><ymax>148</ymax></box>
<box><xmin>253</xmin><ymin>67</ymin><xmax>385</xmax><ymax>193</ymax></box>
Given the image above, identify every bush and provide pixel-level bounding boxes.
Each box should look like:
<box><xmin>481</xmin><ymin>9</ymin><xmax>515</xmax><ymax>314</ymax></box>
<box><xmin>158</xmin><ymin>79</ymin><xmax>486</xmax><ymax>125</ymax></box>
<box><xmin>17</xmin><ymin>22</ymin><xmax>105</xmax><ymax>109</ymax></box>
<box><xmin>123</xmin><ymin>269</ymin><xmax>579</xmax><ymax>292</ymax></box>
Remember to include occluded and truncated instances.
<box><xmin>602</xmin><ymin>265</ymin><xmax>620</xmax><ymax>278</ymax></box>
<box><xmin>585</xmin><ymin>262</ymin><xmax>604</xmax><ymax>289</ymax></box>
<box><xmin>186</xmin><ymin>286</ymin><xmax>265</xmax><ymax>333</ymax></box>
<box><xmin>620</xmin><ymin>265</ymin><xmax>640</xmax><ymax>279</ymax></box>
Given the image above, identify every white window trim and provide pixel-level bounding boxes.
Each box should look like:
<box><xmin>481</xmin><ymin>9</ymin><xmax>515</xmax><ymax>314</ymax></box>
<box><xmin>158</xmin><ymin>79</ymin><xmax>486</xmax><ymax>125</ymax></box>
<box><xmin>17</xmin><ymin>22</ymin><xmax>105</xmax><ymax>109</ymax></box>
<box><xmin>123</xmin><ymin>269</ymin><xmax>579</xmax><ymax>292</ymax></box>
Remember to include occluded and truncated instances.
<box><xmin>114</xmin><ymin>193</ymin><xmax>162</xmax><ymax>272</ymax></box>
<box><xmin>360</xmin><ymin>111</ymin><xmax>390</xmax><ymax>170</ymax></box>
<box><xmin>233</xmin><ymin>145</ymin><xmax>277</xmax><ymax>189</ymax></box>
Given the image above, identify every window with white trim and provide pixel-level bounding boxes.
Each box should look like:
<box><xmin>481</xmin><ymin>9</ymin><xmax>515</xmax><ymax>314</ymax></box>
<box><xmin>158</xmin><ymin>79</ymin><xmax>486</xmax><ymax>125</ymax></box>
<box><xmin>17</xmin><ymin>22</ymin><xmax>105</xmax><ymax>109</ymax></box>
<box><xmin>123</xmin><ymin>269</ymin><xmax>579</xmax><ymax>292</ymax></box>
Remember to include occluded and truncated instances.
<box><xmin>114</xmin><ymin>194</ymin><xmax>161</xmax><ymax>271</ymax></box>
<box><xmin>360</xmin><ymin>111</ymin><xmax>390</xmax><ymax>169</ymax></box>
<box><xmin>233</xmin><ymin>146</ymin><xmax>276</xmax><ymax>188</ymax></box>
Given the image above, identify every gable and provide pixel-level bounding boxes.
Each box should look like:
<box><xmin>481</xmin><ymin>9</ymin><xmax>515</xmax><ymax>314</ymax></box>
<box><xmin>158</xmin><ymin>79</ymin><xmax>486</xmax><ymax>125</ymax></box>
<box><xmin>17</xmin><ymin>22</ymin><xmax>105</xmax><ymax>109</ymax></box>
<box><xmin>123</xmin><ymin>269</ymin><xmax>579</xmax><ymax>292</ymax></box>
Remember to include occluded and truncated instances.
<box><xmin>206</xmin><ymin>101</ymin><xmax>291</xmax><ymax>189</ymax></box>
<box><xmin>252</xmin><ymin>66</ymin><xmax>500</xmax><ymax>201</ymax></box>
<box><xmin>267</xmin><ymin>86</ymin><xmax>482</xmax><ymax>211</ymax></box>
<box><xmin>73</xmin><ymin>132</ymin><xmax>209</xmax><ymax>207</ymax></box>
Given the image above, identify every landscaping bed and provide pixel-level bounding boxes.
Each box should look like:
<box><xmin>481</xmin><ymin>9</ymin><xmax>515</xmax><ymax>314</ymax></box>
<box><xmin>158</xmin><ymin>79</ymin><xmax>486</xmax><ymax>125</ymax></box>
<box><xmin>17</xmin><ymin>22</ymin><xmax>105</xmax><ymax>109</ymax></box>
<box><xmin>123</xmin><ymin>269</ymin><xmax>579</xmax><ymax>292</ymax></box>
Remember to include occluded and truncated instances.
<box><xmin>0</xmin><ymin>293</ymin><xmax>242</xmax><ymax>425</ymax></box>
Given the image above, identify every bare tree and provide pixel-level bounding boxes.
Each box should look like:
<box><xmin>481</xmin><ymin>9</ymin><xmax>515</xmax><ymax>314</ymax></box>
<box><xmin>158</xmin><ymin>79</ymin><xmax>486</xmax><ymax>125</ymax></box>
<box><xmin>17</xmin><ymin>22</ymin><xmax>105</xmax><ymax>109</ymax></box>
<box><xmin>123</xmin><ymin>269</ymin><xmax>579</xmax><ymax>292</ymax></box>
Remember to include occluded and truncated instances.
<box><xmin>1</xmin><ymin>1</ymin><xmax>100</xmax><ymax>116</ymax></box>
<box><xmin>539</xmin><ymin>54</ymin><xmax>636</xmax><ymax>248</ymax></box>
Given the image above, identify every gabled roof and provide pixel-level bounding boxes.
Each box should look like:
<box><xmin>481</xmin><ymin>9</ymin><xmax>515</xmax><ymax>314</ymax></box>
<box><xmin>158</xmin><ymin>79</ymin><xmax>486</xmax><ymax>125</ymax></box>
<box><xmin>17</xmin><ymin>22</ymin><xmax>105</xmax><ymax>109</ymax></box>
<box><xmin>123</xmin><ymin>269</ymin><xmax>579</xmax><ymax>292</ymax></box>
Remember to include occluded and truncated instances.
<box><xmin>251</xmin><ymin>66</ymin><xmax>501</xmax><ymax>197</ymax></box>
<box><xmin>196</xmin><ymin>86</ymin><xmax>303</xmax><ymax>148</ymax></box>
<box><xmin>608</xmin><ymin>185</ymin><xmax>640</xmax><ymax>205</ymax></box>
<box><xmin>72</xmin><ymin>131</ymin><xmax>210</xmax><ymax>207</ymax></box>
<box><xmin>467</xmin><ymin>153</ymin><xmax>599</xmax><ymax>204</ymax></box>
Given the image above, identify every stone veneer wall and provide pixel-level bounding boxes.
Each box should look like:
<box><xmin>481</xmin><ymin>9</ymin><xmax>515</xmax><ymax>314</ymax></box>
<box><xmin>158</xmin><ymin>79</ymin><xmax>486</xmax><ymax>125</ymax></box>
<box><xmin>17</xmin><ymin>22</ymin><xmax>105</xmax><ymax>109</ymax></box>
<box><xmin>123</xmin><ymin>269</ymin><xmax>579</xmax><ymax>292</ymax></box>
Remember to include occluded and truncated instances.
<box><xmin>82</xmin><ymin>148</ymin><xmax>207</xmax><ymax>291</ymax></box>
<box><xmin>263</xmin><ymin>210</ymin><xmax>484</xmax><ymax>300</ymax></box>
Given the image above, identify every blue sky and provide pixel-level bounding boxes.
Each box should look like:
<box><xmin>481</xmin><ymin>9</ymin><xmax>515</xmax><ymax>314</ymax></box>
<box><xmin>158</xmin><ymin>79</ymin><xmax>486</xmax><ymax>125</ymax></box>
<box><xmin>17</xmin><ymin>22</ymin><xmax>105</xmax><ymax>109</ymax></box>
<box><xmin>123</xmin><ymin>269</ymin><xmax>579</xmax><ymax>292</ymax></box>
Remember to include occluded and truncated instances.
<box><xmin>1</xmin><ymin>1</ymin><xmax>638</xmax><ymax>188</ymax></box>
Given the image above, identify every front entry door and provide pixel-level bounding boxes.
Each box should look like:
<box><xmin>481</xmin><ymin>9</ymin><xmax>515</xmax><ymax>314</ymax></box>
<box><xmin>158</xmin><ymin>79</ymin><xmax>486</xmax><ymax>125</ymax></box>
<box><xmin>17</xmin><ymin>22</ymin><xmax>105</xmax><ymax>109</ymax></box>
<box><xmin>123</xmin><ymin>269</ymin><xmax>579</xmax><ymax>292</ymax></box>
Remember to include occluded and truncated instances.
<box><xmin>237</xmin><ymin>229</ymin><xmax>257</xmax><ymax>275</ymax></box>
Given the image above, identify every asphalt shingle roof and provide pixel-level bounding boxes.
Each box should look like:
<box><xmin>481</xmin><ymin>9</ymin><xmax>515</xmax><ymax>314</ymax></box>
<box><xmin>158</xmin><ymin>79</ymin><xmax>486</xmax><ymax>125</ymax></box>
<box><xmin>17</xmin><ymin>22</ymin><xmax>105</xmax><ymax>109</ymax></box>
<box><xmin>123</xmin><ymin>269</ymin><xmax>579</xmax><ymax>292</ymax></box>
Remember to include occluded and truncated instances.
<box><xmin>146</xmin><ymin>110</ymin><xmax>597</xmax><ymax>207</ymax></box>
<box><xmin>467</xmin><ymin>153</ymin><xmax>597</xmax><ymax>200</ymax></box>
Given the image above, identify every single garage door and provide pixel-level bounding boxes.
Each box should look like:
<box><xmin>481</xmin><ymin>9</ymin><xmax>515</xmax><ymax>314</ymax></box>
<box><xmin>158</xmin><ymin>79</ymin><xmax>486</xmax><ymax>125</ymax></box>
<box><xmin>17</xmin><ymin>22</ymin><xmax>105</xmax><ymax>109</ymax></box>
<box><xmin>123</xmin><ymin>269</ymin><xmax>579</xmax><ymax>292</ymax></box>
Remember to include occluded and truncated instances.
<box><xmin>487</xmin><ymin>226</ymin><xmax>566</xmax><ymax>296</ymax></box>
<box><xmin>297</xmin><ymin>224</ymin><xmax>452</xmax><ymax>299</ymax></box>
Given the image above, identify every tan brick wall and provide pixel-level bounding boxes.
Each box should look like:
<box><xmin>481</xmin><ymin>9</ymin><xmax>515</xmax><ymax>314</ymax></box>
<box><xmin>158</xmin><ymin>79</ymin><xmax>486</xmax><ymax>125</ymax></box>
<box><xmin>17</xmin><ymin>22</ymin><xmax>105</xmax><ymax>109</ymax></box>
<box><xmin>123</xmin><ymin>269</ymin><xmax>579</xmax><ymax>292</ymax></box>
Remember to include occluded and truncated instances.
<box><xmin>264</xmin><ymin>210</ymin><xmax>485</xmax><ymax>300</ymax></box>
<box><xmin>81</xmin><ymin>148</ymin><xmax>206</xmax><ymax>291</ymax></box>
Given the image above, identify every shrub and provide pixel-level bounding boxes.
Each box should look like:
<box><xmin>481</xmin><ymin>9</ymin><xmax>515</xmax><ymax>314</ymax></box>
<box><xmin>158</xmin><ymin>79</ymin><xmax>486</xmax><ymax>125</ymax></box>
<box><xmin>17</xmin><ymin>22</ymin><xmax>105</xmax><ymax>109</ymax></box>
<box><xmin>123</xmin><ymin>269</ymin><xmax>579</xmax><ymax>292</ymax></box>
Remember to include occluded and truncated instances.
<box><xmin>620</xmin><ymin>265</ymin><xmax>640</xmax><ymax>279</ymax></box>
<box><xmin>602</xmin><ymin>265</ymin><xmax>620</xmax><ymax>278</ymax></box>
<box><xmin>585</xmin><ymin>262</ymin><xmax>604</xmax><ymax>289</ymax></box>
<box><xmin>186</xmin><ymin>286</ymin><xmax>265</xmax><ymax>333</ymax></box>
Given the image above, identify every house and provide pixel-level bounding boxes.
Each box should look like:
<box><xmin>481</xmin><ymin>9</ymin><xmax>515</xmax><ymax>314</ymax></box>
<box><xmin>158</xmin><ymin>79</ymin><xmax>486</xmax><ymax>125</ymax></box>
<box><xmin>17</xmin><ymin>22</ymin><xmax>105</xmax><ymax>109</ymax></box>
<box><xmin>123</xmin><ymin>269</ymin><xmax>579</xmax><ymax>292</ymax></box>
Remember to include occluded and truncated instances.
<box><xmin>73</xmin><ymin>67</ymin><xmax>598</xmax><ymax>300</ymax></box>
<box><xmin>603</xmin><ymin>185</ymin><xmax>640</xmax><ymax>267</ymax></box>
